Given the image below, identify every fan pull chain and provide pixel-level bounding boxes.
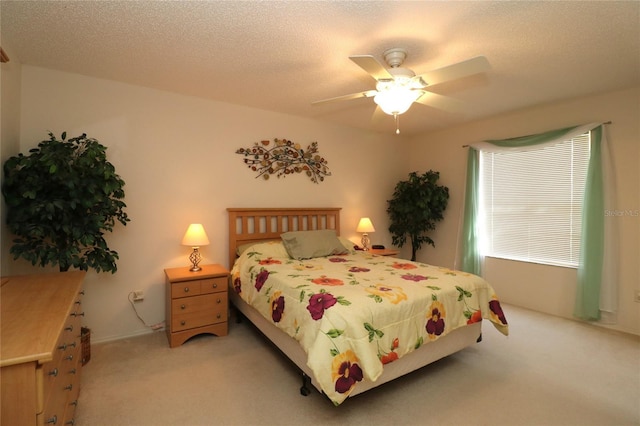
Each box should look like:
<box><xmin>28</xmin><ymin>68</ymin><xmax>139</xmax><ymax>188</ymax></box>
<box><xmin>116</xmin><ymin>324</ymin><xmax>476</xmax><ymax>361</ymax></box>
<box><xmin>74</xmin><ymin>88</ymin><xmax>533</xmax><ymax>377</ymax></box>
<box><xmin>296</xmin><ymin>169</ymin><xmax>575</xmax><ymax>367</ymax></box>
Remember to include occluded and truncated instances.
<box><xmin>394</xmin><ymin>113</ymin><xmax>400</xmax><ymax>134</ymax></box>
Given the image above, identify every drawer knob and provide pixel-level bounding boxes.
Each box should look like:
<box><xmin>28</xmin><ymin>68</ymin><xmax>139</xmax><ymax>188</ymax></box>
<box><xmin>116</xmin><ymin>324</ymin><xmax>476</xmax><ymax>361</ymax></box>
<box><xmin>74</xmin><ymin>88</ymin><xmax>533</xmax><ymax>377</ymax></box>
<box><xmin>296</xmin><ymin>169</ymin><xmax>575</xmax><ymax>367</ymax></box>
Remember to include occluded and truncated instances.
<box><xmin>212</xmin><ymin>283</ymin><xmax>218</xmax><ymax>289</ymax></box>
<box><xmin>70</xmin><ymin>311</ymin><xmax>85</xmax><ymax>317</ymax></box>
<box><xmin>46</xmin><ymin>415</ymin><xmax>58</xmax><ymax>424</ymax></box>
<box><xmin>49</xmin><ymin>368</ymin><xmax>59</xmax><ymax>377</ymax></box>
<box><xmin>183</xmin><ymin>287</ymin><xmax>190</xmax><ymax>293</ymax></box>
<box><xmin>216</xmin><ymin>298</ymin><xmax>221</xmax><ymax>304</ymax></box>
<box><xmin>70</xmin><ymin>368</ymin><xmax>77</xmax><ymax>375</ymax></box>
<box><xmin>64</xmin><ymin>384</ymin><xmax>73</xmax><ymax>391</ymax></box>
<box><xmin>180</xmin><ymin>304</ymin><xmax>186</xmax><ymax>310</ymax></box>
<box><xmin>65</xmin><ymin>325</ymin><xmax>74</xmax><ymax>332</ymax></box>
<box><xmin>64</xmin><ymin>355</ymin><xmax>74</xmax><ymax>361</ymax></box>
<box><xmin>181</xmin><ymin>320</ymin><xmax>186</xmax><ymax>326</ymax></box>
<box><xmin>58</xmin><ymin>342</ymin><xmax>76</xmax><ymax>351</ymax></box>
<box><xmin>216</xmin><ymin>314</ymin><xmax>221</xmax><ymax>319</ymax></box>
<box><xmin>65</xmin><ymin>420</ymin><xmax>76</xmax><ymax>426</ymax></box>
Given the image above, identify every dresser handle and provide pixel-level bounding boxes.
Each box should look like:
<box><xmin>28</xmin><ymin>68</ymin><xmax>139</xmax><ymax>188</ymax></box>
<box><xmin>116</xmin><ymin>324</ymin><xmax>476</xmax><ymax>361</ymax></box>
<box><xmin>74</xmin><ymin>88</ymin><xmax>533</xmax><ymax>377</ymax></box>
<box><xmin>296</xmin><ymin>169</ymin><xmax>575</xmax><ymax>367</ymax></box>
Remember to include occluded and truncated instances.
<box><xmin>180</xmin><ymin>320</ymin><xmax>186</xmax><ymax>326</ymax></box>
<box><xmin>70</xmin><ymin>311</ymin><xmax>85</xmax><ymax>317</ymax></box>
<box><xmin>183</xmin><ymin>287</ymin><xmax>190</xmax><ymax>293</ymax></box>
<box><xmin>64</xmin><ymin>384</ymin><xmax>73</xmax><ymax>391</ymax></box>
<box><xmin>58</xmin><ymin>341</ymin><xmax>76</xmax><ymax>351</ymax></box>
<box><xmin>64</xmin><ymin>355</ymin><xmax>74</xmax><ymax>361</ymax></box>
<box><xmin>65</xmin><ymin>420</ymin><xmax>76</xmax><ymax>425</ymax></box>
<box><xmin>70</xmin><ymin>400</ymin><xmax>78</xmax><ymax>407</ymax></box>
<box><xmin>65</xmin><ymin>325</ymin><xmax>74</xmax><ymax>332</ymax></box>
<box><xmin>74</xmin><ymin>300</ymin><xmax>81</xmax><ymax>305</ymax></box>
<box><xmin>80</xmin><ymin>290</ymin><xmax>85</xmax><ymax>295</ymax></box>
<box><xmin>70</xmin><ymin>368</ymin><xmax>77</xmax><ymax>375</ymax></box>
<box><xmin>49</xmin><ymin>368</ymin><xmax>59</xmax><ymax>377</ymax></box>
<box><xmin>46</xmin><ymin>415</ymin><xmax>57</xmax><ymax>424</ymax></box>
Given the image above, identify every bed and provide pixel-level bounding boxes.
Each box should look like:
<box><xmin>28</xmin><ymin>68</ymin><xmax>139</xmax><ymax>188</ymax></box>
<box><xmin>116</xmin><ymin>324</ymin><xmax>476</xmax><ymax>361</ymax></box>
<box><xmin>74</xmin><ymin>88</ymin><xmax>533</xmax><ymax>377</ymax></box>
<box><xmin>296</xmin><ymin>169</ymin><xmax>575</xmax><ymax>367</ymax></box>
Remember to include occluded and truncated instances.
<box><xmin>227</xmin><ymin>207</ymin><xmax>508</xmax><ymax>406</ymax></box>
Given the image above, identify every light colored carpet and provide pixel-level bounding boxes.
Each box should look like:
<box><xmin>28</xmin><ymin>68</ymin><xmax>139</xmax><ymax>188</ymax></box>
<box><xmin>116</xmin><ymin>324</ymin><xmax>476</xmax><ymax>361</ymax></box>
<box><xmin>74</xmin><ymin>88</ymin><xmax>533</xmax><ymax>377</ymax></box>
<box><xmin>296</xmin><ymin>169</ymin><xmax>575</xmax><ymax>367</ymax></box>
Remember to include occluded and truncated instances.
<box><xmin>75</xmin><ymin>304</ymin><xmax>640</xmax><ymax>426</ymax></box>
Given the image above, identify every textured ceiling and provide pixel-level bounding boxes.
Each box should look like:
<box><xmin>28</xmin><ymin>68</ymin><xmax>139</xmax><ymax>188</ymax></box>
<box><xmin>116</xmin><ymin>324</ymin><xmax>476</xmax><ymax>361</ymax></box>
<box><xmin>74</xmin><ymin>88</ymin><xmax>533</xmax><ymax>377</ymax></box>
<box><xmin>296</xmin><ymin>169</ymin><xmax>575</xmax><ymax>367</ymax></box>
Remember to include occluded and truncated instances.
<box><xmin>1</xmin><ymin>1</ymin><xmax>639</xmax><ymax>136</ymax></box>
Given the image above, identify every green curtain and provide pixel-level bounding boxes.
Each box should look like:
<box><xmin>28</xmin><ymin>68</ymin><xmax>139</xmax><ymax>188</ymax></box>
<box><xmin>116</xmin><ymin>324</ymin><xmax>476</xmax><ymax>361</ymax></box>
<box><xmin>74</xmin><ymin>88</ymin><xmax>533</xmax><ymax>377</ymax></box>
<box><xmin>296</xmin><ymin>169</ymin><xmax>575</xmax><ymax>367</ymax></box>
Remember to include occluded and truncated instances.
<box><xmin>460</xmin><ymin>123</ymin><xmax>608</xmax><ymax>321</ymax></box>
<box><xmin>460</xmin><ymin>148</ymin><xmax>481</xmax><ymax>275</ymax></box>
<box><xmin>574</xmin><ymin>126</ymin><xmax>604</xmax><ymax>320</ymax></box>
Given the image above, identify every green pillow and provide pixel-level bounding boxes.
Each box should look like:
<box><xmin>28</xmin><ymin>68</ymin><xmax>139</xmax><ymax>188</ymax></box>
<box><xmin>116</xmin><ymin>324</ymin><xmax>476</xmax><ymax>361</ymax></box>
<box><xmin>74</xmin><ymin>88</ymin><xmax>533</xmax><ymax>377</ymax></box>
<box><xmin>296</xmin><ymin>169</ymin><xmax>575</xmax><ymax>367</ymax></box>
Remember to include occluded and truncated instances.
<box><xmin>280</xmin><ymin>230</ymin><xmax>348</xmax><ymax>260</ymax></box>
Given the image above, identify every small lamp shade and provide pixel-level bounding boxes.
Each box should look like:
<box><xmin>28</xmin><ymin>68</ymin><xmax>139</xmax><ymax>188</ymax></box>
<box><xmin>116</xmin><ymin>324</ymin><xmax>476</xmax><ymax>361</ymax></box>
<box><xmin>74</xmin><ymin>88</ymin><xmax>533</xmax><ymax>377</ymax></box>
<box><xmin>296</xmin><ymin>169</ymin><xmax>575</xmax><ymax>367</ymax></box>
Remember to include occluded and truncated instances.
<box><xmin>182</xmin><ymin>224</ymin><xmax>209</xmax><ymax>272</ymax></box>
<box><xmin>356</xmin><ymin>218</ymin><xmax>375</xmax><ymax>233</ymax></box>
<box><xmin>356</xmin><ymin>218</ymin><xmax>375</xmax><ymax>251</ymax></box>
<box><xmin>182</xmin><ymin>224</ymin><xmax>210</xmax><ymax>247</ymax></box>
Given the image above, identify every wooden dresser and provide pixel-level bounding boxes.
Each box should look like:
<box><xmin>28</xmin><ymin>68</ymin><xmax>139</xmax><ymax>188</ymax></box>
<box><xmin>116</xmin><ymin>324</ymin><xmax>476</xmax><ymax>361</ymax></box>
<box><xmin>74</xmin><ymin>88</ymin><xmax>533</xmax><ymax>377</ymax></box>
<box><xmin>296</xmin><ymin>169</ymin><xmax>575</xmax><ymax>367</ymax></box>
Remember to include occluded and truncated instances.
<box><xmin>164</xmin><ymin>264</ymin><xmax>229</xmax><ymax>347</ymax></box>
<box><xmin>1</xmin><ymin>271</ymin><xmax>86</xmax><ymax>426</ymax></box>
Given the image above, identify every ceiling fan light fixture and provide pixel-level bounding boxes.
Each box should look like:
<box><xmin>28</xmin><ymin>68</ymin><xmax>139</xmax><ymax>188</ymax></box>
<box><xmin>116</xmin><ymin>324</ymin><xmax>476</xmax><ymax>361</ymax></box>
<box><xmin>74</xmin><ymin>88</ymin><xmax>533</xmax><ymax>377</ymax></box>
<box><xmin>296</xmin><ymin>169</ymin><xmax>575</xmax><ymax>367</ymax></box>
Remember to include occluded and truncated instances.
<box><xmin>373</xmin><ymin>87</ymin><xmax>422</xmax><ymax>116</ymax></box>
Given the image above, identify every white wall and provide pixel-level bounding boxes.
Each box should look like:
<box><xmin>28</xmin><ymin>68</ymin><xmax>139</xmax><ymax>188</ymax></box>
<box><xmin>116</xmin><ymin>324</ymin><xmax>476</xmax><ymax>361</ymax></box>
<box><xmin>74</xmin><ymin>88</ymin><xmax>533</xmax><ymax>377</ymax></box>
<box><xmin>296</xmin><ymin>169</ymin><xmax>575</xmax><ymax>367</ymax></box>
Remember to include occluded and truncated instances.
<box><xmin>408</xmin><ymin>86</ymin><xmax>640</xmax><ymax>336</ymax></box>
<box><xmin>4</xmin><ymin>64</ymin><xmax>638</xmax><ymax>340</ymax></box>
<box><xmin>0</xmin><ymin>43</ymin><xmax>22</xmax><ymax>275</ymax></box>
<box><xmin>7</xmin><ymin>66</ymin><xmax>410</xmax><ymax>342</ymax></box>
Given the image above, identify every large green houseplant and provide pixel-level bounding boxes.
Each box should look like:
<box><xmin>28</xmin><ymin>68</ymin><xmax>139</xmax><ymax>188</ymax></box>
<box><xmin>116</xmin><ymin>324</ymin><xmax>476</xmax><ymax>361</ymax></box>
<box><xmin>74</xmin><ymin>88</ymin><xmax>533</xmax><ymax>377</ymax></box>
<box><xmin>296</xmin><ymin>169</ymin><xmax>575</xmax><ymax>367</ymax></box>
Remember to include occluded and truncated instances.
<box><xmin>387</xmin><ymin>170</ymin><xmax>449</xmax><ymax>261</ymax></box>
<box><xmin>2</xmin><ymin>132</ymin><xmax>129</xmax><ymax>273</ymax></box>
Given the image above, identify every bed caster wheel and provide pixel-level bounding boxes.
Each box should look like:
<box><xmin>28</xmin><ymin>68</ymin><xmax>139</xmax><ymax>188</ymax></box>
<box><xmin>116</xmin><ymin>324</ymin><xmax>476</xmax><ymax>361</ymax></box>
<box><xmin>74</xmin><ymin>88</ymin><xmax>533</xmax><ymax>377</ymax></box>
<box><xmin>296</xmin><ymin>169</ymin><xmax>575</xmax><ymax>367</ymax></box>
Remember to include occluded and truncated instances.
<box><xmin>300</xmin><ymin>373</ymin><xmax>312</xmax><ymax>397</ymax></box>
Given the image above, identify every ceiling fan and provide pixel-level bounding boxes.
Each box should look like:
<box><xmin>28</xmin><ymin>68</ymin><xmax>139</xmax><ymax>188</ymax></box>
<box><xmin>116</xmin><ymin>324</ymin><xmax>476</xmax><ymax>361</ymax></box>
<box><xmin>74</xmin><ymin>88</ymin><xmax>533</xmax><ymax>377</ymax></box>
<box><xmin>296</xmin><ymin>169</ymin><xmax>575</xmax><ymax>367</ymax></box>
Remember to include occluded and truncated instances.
<box><xmin>312</xmin><ymin>48</ymin><xmax>491</xmax><ymax>134</ymax></box>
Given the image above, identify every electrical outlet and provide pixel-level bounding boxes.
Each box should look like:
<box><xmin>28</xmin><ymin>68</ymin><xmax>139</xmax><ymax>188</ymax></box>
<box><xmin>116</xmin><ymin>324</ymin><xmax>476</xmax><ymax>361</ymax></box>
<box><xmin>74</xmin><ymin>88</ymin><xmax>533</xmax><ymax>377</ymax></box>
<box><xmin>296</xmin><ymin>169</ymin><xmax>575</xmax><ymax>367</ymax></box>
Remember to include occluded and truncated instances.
<box><xmin>132</xmin><ymin>290</ymin><xmax>144</xmax><ymax>302</ymax></box>
<box><xmin>635</xmin><ymin>291</ymin><xmax>640</xmax><ymax>303</ymax></box>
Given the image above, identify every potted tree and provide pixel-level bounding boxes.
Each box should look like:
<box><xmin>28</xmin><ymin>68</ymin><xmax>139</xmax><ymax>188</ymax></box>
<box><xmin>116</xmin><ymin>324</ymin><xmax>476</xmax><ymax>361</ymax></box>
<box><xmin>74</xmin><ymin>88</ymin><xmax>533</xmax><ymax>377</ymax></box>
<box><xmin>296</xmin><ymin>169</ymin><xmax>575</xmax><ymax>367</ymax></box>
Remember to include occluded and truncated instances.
<box><xmin>387</xmin><ymin>170</ymin><xmax>449</xmax><ymax>261</ymax></box>
<box><xmin>2</xmin><ymin>131</ymin><xmax>129</xmax><ymax>273</ymax></box>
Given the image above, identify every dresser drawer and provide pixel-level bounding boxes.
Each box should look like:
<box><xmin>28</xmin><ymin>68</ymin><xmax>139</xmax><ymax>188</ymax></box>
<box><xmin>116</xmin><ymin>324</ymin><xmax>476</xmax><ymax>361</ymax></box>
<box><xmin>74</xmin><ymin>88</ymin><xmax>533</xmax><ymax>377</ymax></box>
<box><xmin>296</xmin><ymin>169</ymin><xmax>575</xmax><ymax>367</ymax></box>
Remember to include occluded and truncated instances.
<box><xmin>200</xmin><ymin>277</ymin><xmax>227</xmax><ymax>294</ymax></box>
<box><xmin>42</xmin><ymin>308</ymin><xmax>81</xmax><ymax>409</ymax></box>
<box><xmin>41</xmin><ymin>342</ymin><xmax>80</xmax><ymax>425</ymax></box>
<box><xmin>171</xmin><ymin>294</ymin><xmax>227</xmax><ymax>331</ymax></box>
<box><xmin>171</xmin><ymin>280</ymin><xmax>203</xmax><ymax>298</ymax></box>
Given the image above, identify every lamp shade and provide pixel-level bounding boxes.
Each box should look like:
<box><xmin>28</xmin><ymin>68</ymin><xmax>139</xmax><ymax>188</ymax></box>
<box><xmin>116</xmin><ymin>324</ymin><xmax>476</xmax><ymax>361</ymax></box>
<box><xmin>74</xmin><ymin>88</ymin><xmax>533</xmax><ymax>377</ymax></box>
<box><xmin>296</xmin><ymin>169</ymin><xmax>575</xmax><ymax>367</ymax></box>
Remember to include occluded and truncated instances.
<box><xmin>374</xmin><ymin>88</ymin><xmax>421</xmax><ymax>116</ymax></box>
<box><xmin>356</xmin><ymin>217</ymin><xmax>375</xmax><ymax>233</ymax></box>
<box><xmin>181</xmin><ymin>224</ymin><xmax>210</xmax><ymax>247</ymax></box>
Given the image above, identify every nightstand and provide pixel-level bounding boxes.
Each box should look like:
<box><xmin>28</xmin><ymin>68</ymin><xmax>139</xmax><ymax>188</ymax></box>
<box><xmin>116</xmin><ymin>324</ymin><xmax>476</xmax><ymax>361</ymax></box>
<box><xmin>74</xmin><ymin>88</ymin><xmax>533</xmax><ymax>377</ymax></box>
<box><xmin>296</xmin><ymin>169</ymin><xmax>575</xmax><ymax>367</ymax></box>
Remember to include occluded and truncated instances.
<box><xmin>164</xmin><ymin>264</ymin><xmax>229</xmax><ymax>348</ymax></box>
<box><xmin>369</xmin><ymin>248</ymin><xmax>400</xmax><ymax>257</ymax></box>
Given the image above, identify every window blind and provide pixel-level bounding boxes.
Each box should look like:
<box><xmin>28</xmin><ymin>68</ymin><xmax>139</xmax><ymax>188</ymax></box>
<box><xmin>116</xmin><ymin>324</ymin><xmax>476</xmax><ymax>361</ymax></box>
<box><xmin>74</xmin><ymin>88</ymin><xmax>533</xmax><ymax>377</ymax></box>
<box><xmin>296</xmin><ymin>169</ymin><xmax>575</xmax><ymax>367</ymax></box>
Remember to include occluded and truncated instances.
<box><xmin>479</xmin><ymin>133</ymin><xmax>590</xmax><ymax>268</ymax></box>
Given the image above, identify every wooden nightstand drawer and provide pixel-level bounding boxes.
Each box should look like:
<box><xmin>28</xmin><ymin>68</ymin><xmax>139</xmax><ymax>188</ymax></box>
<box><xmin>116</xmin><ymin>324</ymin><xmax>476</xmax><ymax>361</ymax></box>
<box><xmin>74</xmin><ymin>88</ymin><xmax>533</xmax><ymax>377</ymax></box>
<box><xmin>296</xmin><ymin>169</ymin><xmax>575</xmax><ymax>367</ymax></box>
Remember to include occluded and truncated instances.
<box><xmin>171</xmin><ymin>281</ymin><xmax>203</xmax><ymax>298</ymax></box>
<box><xmin>171</xmin><ymin>293</ymin><xmax>225</xmax><ymax>314</ymax></box>
<box><xmin>171</xmin><ymin>294</ymin><xmax>227</xmax><ymax>331</ymax></box>
<box><xmin>201</xmin><ymin>277</ymin><xmax>227</xmax><ymax>294</ymax></box>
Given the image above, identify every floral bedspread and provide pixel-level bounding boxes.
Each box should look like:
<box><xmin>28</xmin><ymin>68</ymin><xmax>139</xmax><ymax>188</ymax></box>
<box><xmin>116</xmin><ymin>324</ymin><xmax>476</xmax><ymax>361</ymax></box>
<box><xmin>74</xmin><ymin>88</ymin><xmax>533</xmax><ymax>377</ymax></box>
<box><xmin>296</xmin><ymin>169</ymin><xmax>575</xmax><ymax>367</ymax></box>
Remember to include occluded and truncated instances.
<box><xmin>231</xmin><ymin>242</ymin><xmax>509</xmax><ymax>406</ymax></box>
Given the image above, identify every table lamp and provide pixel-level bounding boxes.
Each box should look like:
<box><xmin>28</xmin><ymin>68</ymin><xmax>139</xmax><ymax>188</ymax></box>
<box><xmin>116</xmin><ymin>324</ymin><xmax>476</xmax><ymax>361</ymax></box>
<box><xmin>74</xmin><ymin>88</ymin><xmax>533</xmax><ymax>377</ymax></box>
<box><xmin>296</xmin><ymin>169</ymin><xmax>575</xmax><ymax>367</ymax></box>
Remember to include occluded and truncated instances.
<box><xmin>356</xmin><ymin>217</ymin><xmax>375</xmax><ymax>251</ymax></box>
<box><xmin>182</xmin><ymin>224</ymin><xmax>210</xmax><ymax>272</ymax></box>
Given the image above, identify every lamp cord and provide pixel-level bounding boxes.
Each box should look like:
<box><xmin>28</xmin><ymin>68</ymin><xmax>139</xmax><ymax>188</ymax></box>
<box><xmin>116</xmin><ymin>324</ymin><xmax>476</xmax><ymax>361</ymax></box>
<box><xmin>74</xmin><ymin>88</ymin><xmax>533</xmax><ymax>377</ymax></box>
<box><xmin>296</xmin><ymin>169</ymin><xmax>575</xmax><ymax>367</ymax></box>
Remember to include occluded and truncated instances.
<box><xmin>127</xmin><ymin>292</ymin><xmax>165</xmax><ymax>330</ymax></box>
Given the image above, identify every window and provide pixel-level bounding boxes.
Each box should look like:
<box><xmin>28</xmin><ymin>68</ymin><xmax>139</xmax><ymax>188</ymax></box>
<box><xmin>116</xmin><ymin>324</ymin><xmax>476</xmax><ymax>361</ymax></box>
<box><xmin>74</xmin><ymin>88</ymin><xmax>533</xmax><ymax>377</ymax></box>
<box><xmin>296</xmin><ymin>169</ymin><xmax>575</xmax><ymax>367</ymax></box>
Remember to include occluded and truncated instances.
<box><xmin>479</xmin><ymin>132</ymin><xmax>590</xmax><ymax>268</ymax></box>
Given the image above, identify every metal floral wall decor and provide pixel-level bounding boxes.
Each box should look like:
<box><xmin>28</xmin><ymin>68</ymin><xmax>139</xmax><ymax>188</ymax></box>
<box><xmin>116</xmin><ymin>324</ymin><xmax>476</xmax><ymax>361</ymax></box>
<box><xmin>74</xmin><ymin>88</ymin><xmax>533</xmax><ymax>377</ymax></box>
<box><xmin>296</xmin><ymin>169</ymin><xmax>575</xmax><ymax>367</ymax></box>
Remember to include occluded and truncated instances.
<box><xmin>236</xmin><ymin>138</ymin><xmax>331</xmax><ymax>183</ymax></box>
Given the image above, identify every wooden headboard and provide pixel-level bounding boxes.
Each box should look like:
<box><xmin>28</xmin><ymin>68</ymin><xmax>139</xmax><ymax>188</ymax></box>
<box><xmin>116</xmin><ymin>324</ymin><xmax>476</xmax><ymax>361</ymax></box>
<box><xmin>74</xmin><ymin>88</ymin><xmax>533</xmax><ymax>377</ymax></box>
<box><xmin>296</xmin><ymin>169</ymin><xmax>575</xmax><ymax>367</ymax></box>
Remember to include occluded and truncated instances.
<box><xmin>227</xmin><ymin>207</ymin><xmax>341</xmax><ymax>268</ymax></box>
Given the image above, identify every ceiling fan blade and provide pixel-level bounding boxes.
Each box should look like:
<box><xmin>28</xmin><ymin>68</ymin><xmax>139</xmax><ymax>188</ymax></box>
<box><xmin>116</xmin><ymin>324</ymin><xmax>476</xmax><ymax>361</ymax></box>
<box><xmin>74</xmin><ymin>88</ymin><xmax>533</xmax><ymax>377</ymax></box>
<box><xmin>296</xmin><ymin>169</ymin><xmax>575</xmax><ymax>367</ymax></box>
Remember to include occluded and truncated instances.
<box><xmin>415</xmin><ymin>91</ymin><xmax>466</xmax><ymax>113</ymax></box>
<box><xmin>349</xmin><ymin>55</ymin><xmax>394</xmax><ymax>81</ymax></box>
<box><xmin>312</xmin><ymin>90</ymin><xmax>377</xmax><ymax>105</ymax></box>
<box><xmin>417</xmin><ymin>56</ymin><xmax>490</xmax><ymax>86</ymax></box>
<box><xmin>371</xmin><ymin>105</ymin><xmax>387</xmax><ymax>123</ymax></box>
